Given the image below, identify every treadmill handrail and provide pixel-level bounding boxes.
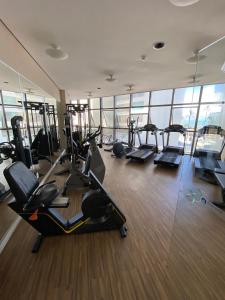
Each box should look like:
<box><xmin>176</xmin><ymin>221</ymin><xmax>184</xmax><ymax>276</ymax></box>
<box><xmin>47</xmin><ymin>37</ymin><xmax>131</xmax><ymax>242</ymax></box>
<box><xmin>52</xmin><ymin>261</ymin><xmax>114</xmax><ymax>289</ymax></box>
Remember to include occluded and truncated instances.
<box><xmin>194</xmin><ymin>125</ymin><xmax>225</xmax><ymax>157</ymax></box>
<box><xmin>160</xmin><ymin>125</ymin><xmax>187</xmax><ymax>153</ymax></box>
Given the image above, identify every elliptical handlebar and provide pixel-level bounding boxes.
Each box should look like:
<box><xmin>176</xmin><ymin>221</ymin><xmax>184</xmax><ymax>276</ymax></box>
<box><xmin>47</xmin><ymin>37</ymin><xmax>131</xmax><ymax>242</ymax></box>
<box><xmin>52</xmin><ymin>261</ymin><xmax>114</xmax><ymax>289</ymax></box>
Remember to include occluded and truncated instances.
<box><xmin>84</xmin><ymin>126</ymin><xmax>102</xmax><ymax>143</ymax></box>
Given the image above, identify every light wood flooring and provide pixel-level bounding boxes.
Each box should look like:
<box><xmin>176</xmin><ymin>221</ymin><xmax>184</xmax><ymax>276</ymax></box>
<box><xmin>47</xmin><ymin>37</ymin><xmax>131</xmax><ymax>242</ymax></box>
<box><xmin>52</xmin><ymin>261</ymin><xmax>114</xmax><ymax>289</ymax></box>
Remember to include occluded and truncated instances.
<box><xmin>0</xmin><ymin>152</ymin><xmax>224</xmax><ymax>300</ymax></box>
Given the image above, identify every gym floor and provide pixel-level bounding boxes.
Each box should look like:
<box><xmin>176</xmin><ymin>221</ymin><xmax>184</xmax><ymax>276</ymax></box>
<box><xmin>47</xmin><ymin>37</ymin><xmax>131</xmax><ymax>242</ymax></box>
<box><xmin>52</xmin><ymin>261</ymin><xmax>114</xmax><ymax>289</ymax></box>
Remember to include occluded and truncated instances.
<box><xmin>0</xmin><ymin>151</ymin><xmax>225</xmax><ymax>300</ymax></box>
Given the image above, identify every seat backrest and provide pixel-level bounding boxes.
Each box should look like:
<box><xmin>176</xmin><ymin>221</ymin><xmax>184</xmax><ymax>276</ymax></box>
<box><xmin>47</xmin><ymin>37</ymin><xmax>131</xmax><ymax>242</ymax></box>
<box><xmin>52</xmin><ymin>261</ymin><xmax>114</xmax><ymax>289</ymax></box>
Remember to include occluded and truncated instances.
<box><xmin>4</xmin><ymin>161</ymin><xmax>39</xmax><ymax>204</ymax></box>
<box><xmin>83</xmin><ymin>150</ymin><xmax>92</xmax><ymax>175</ymax></box>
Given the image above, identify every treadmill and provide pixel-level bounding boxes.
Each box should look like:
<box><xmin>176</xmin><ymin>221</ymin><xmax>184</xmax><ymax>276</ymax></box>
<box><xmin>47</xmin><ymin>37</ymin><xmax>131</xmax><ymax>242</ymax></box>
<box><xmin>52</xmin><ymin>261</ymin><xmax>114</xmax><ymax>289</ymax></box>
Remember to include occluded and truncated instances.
<box><xmin>154</xmin><ymin>124</ymin><xmax>186</xmax><ymax>168</ymax></box>
<box><xmin>193</xmin><ymin>125</ymin><xmax>225</xmax><ymax>183</ymax></box>
<box><xmin>126</xmin><ymin>124</ymin><xmax>158</xmax><ymax>162</ymax></box>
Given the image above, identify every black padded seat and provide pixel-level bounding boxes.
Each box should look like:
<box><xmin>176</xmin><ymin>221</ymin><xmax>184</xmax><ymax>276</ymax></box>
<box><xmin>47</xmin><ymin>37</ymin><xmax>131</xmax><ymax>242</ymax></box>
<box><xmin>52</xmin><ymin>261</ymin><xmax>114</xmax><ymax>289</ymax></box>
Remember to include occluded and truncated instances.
<box><xmin>4</xmin><ymin>161</ymin><xmax>39</xmax><ymax>204</ymax></box>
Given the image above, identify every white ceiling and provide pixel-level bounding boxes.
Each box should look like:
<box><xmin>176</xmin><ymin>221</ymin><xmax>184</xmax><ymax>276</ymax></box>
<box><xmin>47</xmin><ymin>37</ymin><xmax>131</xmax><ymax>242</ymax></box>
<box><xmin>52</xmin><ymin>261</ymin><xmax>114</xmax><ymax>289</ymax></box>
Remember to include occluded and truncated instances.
<box><xmin>1</xmin><ymin>0</ymin><xmax>225</xmax><ymax>99</ymax></box>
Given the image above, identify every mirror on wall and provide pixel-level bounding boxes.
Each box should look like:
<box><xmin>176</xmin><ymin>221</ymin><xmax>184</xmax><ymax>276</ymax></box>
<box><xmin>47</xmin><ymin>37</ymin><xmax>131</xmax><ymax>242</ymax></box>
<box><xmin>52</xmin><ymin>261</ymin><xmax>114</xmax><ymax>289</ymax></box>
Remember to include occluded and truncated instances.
<box><xmin>195</xmin><ymin>37</ymin><xmax>225</xmax><ymax>158</ymax></box>
<box><xmin>0</xmin><ymin>59</ymin><xmax>59</xmax><ymax>202</ymax></box>
<box><xmin>167</xmin><ymin>37</ymin><xmax>225</xmax><ymax>294</ymax></box>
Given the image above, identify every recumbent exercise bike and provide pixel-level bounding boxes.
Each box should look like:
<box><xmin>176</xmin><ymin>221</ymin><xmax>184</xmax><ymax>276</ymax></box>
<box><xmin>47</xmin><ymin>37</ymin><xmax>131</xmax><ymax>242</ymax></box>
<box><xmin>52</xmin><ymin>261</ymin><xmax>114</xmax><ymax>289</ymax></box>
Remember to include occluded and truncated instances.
<box><xmin>4</xmin><ymin>160</ymin><xmax>127</xmax><ymax>253</ymax></box>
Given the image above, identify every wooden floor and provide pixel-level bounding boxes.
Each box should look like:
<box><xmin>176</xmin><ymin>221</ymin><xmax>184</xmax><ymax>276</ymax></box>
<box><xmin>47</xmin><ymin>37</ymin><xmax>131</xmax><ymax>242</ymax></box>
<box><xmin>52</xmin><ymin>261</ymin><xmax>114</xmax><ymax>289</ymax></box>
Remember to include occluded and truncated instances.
<box><xmin>0</xmin><ymin>152</ymin><xmax>225</xmax><ymax>300</ymax></box>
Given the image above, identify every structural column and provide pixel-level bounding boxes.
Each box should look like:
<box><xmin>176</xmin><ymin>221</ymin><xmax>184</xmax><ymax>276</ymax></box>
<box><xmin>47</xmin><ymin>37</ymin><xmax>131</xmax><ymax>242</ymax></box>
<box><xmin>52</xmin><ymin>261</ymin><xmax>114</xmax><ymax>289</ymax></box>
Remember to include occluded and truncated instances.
<box><xmin>57</xmin><ymin>89</ymin><xmax>67</xmax><ymax>149</ymax></box>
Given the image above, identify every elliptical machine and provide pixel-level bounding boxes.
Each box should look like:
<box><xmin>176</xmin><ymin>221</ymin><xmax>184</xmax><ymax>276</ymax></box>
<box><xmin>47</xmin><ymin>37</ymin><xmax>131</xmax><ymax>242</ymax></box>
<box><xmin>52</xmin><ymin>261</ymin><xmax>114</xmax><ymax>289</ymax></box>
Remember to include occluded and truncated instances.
<box><xmin>57</xmin><ymin>110</ymin><xmax>105</xmax><ymax>195</ymax></box>
<box><xmin>111</xmin><ymin>118</ymin><xmax>136</xmax><ymax>158</ymax></box>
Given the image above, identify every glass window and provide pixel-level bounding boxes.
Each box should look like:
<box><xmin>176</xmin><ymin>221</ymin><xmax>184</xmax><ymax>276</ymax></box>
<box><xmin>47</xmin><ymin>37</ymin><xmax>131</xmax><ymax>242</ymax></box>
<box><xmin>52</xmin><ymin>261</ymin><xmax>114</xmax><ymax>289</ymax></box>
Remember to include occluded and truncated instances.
<box><xmin>171</xmin><ymin>105</ymin><xmax>198</xmax><ymax>129</ymax></box>
<box><xmin>151</xmin><ymin>89</ymin><xmax>173</xmax><ymax>105</ymax></box>
<box><xmin>81</xmin><ymin>111</ymin><xmax>89</xmax><ymax>127</ymax></box>
<box><xmin>0</xmin><ymin>106</ymin><xmax>5</xmax><ymax>128</ymax></box>
<box><xmin>197</xmin><ymin>104</ymin><xmax>225</xmax><ymax>129</ymax></box>
<box><xmin>26</xmin><ymin>94</ymin><xmax>44</xmax><ymax>103</ymax></box>
<box><xmin>174</xmin><ymin>86</ymin><xmax>200</xmax><ymax>104</ymax></box>
<box><xmin>132</xmin><ymin>92</ymin><xmax>149</xmax><ymax>107</ymax></box>
<box><xmin>102</xmin><ymin>128</ymin><xmax>114</xmax><ymax>144</ymax></box>
<box><xmin>149</xmin><ymin>106</ymin><xmax>171</xmax><ymax>129</ymax></box>
<box><xmin>90</xmin><ymin>110</ymin><xmax>100</xmax><ymax>127</ymax></box>
<box><xmin>131</xmin><ymin>107</ymin><xmax>148</xmax><ymax>114</ymax></box>
<box><xmin>71</xmin><ymin>100</ymin><xmax>78</xmax><ymax>104</ymax></box>
<box><xmin>102</xmin><ymin>96</ymin><xmax>114</xmax><ymax>109</ymax></box>
<box><xmin>115</xmin><ymin>95</ymin><xmax>130</xmax><ymax>108</ymax></box>
<box><xmin>4</xmin><ymin>106</ymin><xmax>25</xmax><ymax>127</ymax></box>
<box><xmin>90</xmin><ymin>98</ymin><xmax>100</xmax><ymax>109</ymax></box>
<box><xmin>0</xmin><ymin>130</ymin><xmax>9</xmax><ymax>143</ymax></box>
<box><xmin>102</xmin><ymin>110</ymin><xmax>114</xmax><ymax>128</ymax></box>
<box><xmin>115</xmin><ymin>109</ymin><xmax>129</xmax><ymax>128</ymax></box>
<box><xmin>135</xmin><ymin>131</ymin><xmax>147</xmax><ymax>146</ymax></box>
<box><xmin>149</xmin><ymin>106</ymin><xmax>171</xmax><ymax>149</ymax></box>
<box><xmin>80</xmin><ymin>99</ymin><xmax>88</xmax><ymax>104</ymax></box>
<box><xmin>131</xmin><ymin>114</ymin><xmax>148</xmax><ymax>128</ymax></box>
<box><xmin>201</xmin><ymin>84</ymin><xmax>225</xmax><ymax>103</ymax></box>
<box><xmin>115</xmin><ymin>129</ymin><xmax>128</xmax><ymax>143</ymax></box>
<box><xmin>167</xmin><ymin>132</ymin><xmax>187</xmax><ymax>151</ymax></box>
<box><xmin>2</xmin><ymin>91</ymin><xmax>23</xmax><ymax>105</ymax></box>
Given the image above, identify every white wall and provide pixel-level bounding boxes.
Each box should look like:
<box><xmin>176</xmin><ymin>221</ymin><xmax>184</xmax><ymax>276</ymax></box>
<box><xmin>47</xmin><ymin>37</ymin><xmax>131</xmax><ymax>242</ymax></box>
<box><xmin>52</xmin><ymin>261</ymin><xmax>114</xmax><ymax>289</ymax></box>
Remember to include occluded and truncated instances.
<box><xmin>0</xmin><ymin>20</ymin><xmax>60</xmax><ymax>101</ymax></box>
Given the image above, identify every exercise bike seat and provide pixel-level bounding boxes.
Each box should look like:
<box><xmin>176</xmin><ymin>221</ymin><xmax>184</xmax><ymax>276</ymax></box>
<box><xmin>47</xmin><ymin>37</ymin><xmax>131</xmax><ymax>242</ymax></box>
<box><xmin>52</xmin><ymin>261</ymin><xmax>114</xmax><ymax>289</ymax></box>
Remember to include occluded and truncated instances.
<box><xmin>4</xmin><ymin>161</ymin><xmax>39</xmax><ymax>204</ymax></box>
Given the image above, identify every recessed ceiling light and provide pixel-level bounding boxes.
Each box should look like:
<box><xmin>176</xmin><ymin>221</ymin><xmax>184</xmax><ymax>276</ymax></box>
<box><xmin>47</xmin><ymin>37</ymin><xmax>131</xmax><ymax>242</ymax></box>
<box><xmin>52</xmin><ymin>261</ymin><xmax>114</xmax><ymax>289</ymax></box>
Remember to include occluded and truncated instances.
<box><xmin>186</xmin><ymin>51</ymin><xmax>206</xmax><ymax>64</ymax></box>
<box><xmin>106</xmin><ymin>74</ymin><xmax>116</xmax><ymax>82</ymax></box>
<box><xmin>46</xmin><ymin>44</ymin><xmax>69</xmax><ymax>60</ymax></box>
<box><xmin>3</xmin><ymin>81</ymin><xmax>8</xmax><ymax>84</ymax></box>
<box><xmin>153</xmin><ymin>42</ymin><xmax>165</xmax><ymax>50</ymax></box>
<box><xmin>97</xmin><ymin>87</ymin><xmax>101</xmax><ymax>90</ymax></box>
<box><xmin>169</xmin><ymin>0</ymin><xmax>200</xmax><ymax>7</ymax></box>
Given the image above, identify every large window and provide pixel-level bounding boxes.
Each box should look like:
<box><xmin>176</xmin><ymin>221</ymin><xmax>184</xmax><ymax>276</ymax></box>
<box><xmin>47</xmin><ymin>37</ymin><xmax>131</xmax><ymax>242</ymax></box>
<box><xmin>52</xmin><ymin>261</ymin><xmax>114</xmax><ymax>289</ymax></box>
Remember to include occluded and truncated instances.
<box><xmin>201</xmin><ymin>84</ymin><xmax>225</xmax><ymax>103</ymax></box>
<box><xmin>90</xmin><ymin>110</ymin><xmax>100</xmax><ymax>128</ymax></box>
<box><xmin>115</xmin><ymin>109</ymin><xmax>129</xmax><ymax>128</ymax></box>
<box><xmin>132</xmin><ymin>93</ymin><xmax>149</xmax><ymax>107</ymax></box>
<box><xmin>90</xmin><ymin>98</ymin><xmax>100</xmax><ymax>109</ymax></box>
<box><xmin>102</xmin><ymin>110</ymin><xmax>114</xmax><ymax>128</ymax></box>
<box><xmin>115</xmin><ymin>95</ymin><xmax>130</xmax><ymax>108</ymax></box>
<box><xmin>174</xmin><ymin>86</ymin><xmax>200</xmax><ymax>104</ymax></box>
<box><xmin>102</xmin><ymin>96</ymin><xmax>114</xmax><ymax>109</ymax></box>
<box><xmin>151</xmin><ymin>89</ymin><xmax>173</xmax><ymax>105</ymax></box>
<box><xmin>87</xmin><ymin>84</ymin><xmax>225</xmax><ymax>154</ymax></box>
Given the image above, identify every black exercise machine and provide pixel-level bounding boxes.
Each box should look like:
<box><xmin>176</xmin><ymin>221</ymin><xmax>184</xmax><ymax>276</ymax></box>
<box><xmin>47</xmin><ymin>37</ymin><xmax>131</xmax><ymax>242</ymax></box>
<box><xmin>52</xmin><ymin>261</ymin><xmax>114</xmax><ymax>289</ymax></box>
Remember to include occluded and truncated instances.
<box><xmin>4</xmin><ymin>160</ymin><xmax>127</xmax><ymax>253</ymax></box>
<box><xmin>193</xmin><ymin>125</ymin><xmax>225</xmax><ymax>183</ymax></box>
<box><xmin>21</xmin><ymin>100</ymin><xmax>59</xmax><ymax>156</ymax></box>
<box><xmin>105</xmin><ymin>118</ymin><xmax>136</xmax><ymax>158</ymax></box>
<box><xmin>0</xmin><ymin>116</ymin><xmax>33</xmax><ymax>168</ymax></box>
<box><xmin>214</xmin><ymin>169</ymin><xmax>225</xmax><ymax>208</ymax></box>
<box><xmin>154</xmin><ymin>124</ymin><xmax>187</xmax><ymax>168</ymax></box>
<box><xmin>126</xmin><ymin>124</ymin><xmax>158</xmax><ymax>161</ymax></box>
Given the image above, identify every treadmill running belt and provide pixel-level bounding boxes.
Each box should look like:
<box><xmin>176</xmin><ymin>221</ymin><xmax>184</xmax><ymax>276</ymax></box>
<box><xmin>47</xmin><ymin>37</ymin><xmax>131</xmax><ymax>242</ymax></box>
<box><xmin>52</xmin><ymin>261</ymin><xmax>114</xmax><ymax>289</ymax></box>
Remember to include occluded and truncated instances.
<box><xmin>199</xmin><ymin>157</ymin><xmax>220</xmax><ymax>170</ymax></box>
<box><xmin>129</xmin><ymin>149</ymin><xmax>150</xmax><ymax>158</ymax></box>
<box><xmin>160</xmin><ymin>152</ymin><xmax>177</xmax><ymax>163</ymax></box>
